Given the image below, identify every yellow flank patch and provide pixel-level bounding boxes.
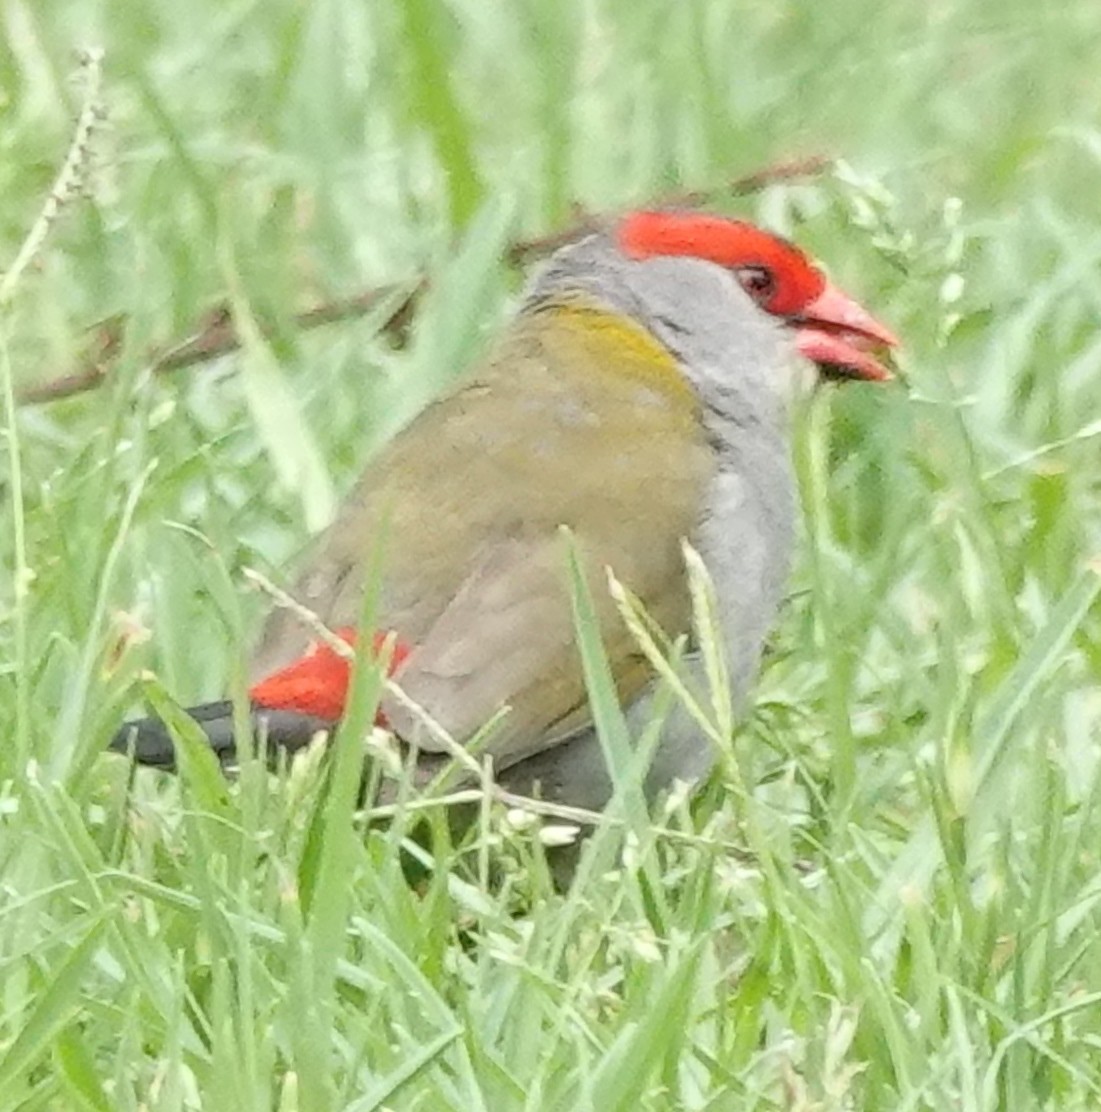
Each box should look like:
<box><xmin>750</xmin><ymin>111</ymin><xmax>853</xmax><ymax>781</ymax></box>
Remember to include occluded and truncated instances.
<box><xmin>547</xmin><ymin>297</ymin><xmax>696</xmax><ymax>405</ymax></box>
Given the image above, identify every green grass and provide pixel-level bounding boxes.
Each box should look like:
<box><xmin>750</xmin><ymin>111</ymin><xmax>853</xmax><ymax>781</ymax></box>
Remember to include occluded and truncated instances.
<box><xmin>2</xmin><ymin>0</ymin><xmax>1101</xmax><ymax>1107</ymax></box>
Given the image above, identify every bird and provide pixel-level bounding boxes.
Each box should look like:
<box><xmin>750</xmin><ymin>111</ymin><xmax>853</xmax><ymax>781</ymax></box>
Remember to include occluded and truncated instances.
<box><xmin>110</xmin><ymin>210</ymin><xmax>897</xmax><ymax>811</ymax></box>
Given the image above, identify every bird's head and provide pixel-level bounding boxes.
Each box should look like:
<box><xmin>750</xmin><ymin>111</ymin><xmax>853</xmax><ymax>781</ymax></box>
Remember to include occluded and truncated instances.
<box><xmin>616</xmin><ymin>210</ymin><xmax>898</xmax><ymax>383</ymax></box>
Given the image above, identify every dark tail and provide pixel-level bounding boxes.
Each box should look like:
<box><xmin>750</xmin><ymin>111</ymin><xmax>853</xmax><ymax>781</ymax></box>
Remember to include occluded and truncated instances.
<box><xmin>108</xmin><ymin>700</ymin><xmax>336</xmax><ymax>771</ymax></box>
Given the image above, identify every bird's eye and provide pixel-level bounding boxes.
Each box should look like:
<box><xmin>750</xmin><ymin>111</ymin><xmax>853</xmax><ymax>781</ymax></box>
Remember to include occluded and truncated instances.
<box><xmin>736</xmin><ymin>266</ymin><xmax>775</xmax><ymax>303</ymax></box>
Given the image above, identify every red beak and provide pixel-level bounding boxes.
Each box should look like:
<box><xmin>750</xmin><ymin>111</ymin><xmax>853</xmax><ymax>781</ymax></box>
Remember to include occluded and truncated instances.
<box><xmin>793</xmin><ymin>283</ymin><xmax>899</xmax><ymax>382</ymax></box>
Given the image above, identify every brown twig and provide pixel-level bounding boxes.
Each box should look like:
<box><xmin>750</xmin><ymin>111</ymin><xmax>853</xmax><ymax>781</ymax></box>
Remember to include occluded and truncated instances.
<box><xmin>505</xmin><ymin>155</ymin><xmax>834</xmax><ymax>265</ymax></box>
<box><xmin>15</xmin><ymin>154</ymin><xmax>832</xmax><ymax>408</ymax></box>
<box><xmin>17</xmin><ymin>283</ymin><xmax>423</xmax><ymax>406</ymax></box>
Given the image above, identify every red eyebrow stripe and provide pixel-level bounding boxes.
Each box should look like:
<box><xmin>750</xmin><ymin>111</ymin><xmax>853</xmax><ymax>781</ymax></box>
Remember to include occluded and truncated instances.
<box><xmin>617</xmin><ymin>211</ymin><xmax>825</xmax><ymax>316</ymax></box>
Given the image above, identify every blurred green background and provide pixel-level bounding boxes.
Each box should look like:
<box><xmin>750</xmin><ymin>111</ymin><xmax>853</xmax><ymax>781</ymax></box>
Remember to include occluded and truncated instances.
<box><xmin>1</xmin><ymin>0</ymin><xmax>1100</xmax><ymax>1108</ymax></box>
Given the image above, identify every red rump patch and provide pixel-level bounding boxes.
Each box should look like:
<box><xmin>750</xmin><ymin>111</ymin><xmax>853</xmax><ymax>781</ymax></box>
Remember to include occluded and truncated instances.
<box><xmin>249</xmin><ymin>628</ymin><xmax>410</xmax><ymax>723</ymax></box>
<box><xmin>617</xmin><ymin>211</ymin><xmax>826</xmax><ymax>317</ymax></box>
